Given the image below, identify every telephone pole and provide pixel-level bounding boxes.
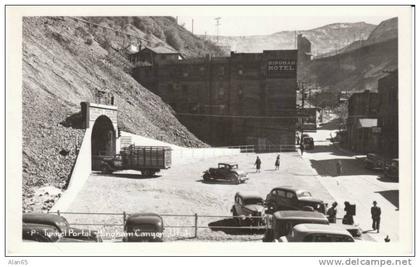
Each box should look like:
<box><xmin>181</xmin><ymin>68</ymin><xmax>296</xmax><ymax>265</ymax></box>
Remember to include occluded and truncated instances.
<box><xmin>192</xmin><ymin>19</ymin><xmax>194</xmax><ymax>34</ymax></box>
<box><xmin>215</xmin><ymin>17</ymin><xmax>221</xmax><ymax>44</ymax></box>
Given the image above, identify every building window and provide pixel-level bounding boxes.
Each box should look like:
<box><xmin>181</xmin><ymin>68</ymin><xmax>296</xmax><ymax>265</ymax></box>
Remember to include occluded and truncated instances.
<box><xmin>182</xmin><ymin>85</ymin><xmax>188</xmax><ymax>95</ymax></box>
<box><xmin>219</xmin><ymin>87</ymin><xmax>225</xmax><ymax>97</ymax></box>
<box><xmin>220</xmin><ymin>66</ymin><xmax>225</xmax><ymax>75</ymax></box>
<box><xmin>199</xmin><ymin>66</ymin><xmax>206</xmax><ymax>72</ymax></box>
<box><xmin>238</xmin><ymin>87</ymin><xmax>243</xmax><ymax>98</ymax></box>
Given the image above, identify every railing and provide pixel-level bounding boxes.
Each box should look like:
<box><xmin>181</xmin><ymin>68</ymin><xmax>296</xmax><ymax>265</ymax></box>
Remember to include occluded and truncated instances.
<box><xmin>49</xmin><ymin>210</ymin><xmax>267</xmax><ymax>240</ymax></box>
<box><xmin>222</xmin><ymin>144</ymin><xmax>297</xmax><ymax>153</ymax></box>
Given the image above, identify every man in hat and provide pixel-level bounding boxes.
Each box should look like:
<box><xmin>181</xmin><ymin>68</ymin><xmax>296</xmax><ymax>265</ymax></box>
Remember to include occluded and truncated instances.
<box><xmin>371</xmin><ymin>201</ymin><xmax>381</xmax><ymax>233</ymax></box>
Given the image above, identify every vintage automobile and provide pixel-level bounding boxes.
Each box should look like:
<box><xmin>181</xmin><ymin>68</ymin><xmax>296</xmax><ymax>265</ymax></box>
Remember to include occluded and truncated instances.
<box><xmin>203</xmin><ymin>163</ymin><xmax>248</xmax><ymax>184</ymax></box>
<box><xmin>22</xmin><ymin>213</ymin><xmax>102</xmax><ymax>242</ymax></box>
<box><xmin>278</xmin><ymin>223</ymin><xmax>354</xmax><ymax>242</ymax></box>
<box><xmin>265</xmin><ymin>187</ymin><xmax>326</xmax><ymax>214</ymax></box>
<box><xmin>231</xmin><ymin>192</ymin><xmax>265</xmax><ymax>226</ymax></box>
<box><xmin>123</xmin><ymin>213</ymin><xmax>164</xmax><ymax>242</ymax></box>
<box><xmin>263</xmin><ymin>210</ymin><xmax>329</xmax><ymax>242</ymax></box>
<box><xmin>384</xmin><ymin>159</ymin><xmax>399</xmax><ymax>181</ymax></box>
<box><xmin>302</xmin><ymin>136</ymin><xmax>315</xmax><ymax>150</ymax></box>
<box><xmin>364</xmin><ymin>153</ymin><xmax>385</xmax><ymax>171</ymax></box>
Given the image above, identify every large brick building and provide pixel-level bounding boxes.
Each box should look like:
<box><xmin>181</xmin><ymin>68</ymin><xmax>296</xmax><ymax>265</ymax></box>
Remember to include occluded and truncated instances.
<box><xmin>131</xmin><ymin>48</ymin><xmax>298</xmax><ymax>149</ymax></box>
<box><xmin>345</xmin><ymin>70</ymin><xmax>398</xmax><ymax>157</ymax></box>
<box><xmin>346</xmin><ymin>90</ymin><xmax>380</xmax><ymax>153</ymax></box>
<box><xmin>377</xmin><ymin>70</ymin><xmax>398</xmax><ymax>158</ymax></box>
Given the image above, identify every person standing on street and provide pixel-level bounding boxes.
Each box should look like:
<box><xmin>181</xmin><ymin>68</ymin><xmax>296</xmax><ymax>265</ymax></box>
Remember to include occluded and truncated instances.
<box><xmin>343</xmin><ymin>201</ymin><xmax>354</xmax><ymax>225</ymax></box>
<box><xmin>336</xmin><ymin>160</ymin><xmax>343</xmax><ymax>176</ymax></box>
<box><xmin>371</xmin><ymin>201</ymin><xmax>381</xmax><ymax>233</ymax></box>
<box><xmin>275</xmin><ymin>154</ymin><xmax>280</xmax><ymax>170</ymax></box>
<box><xmin>255</xmin><ymin>156</ymin><xmax>261</xmax><ymax>173</ymax></box>
<box><xmin>327</xmin><ymin>202</ymin><xmax>338</xmax><ymax>223</ymax></box>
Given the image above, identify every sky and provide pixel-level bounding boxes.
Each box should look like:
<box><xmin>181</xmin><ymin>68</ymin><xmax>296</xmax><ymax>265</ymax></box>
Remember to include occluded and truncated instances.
<box><xmin>177</xmin><ymin>16</ymin><xmax>393</xmax><ymax>36</ymax></box>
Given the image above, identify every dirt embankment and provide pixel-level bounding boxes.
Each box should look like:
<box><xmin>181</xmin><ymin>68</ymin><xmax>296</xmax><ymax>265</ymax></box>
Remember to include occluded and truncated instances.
<box><xmin>22</xmin><ymin>16</ymin><xmax>207</xmax><ymax>212</ymax></box>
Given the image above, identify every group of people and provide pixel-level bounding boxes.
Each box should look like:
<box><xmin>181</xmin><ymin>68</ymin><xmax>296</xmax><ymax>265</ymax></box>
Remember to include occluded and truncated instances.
<box><xmin>326</xmin><ymin>200</ymin><xmax>382</xmax><ymax>233</ymax></box>
<box><xmin>254</xmin><ymin>154</ymin><xmax>280</xmax><ymax>172</ymax></box>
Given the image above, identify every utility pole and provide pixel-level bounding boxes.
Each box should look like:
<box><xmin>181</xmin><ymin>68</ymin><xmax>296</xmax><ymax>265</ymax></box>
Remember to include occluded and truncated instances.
<box><xmin>215</xmin><ymin>17</ymin><xmax>221</xmax><ymax>44</ymax></box>
<box><xmin>192</xmin><ymin>19</ymin><xmax>194</xmax><ymax>34</ymax></box>
<box><xmin>300</xmin><ymin>81</ymin><xmax>306</xmax><ymax>108</ymax></box>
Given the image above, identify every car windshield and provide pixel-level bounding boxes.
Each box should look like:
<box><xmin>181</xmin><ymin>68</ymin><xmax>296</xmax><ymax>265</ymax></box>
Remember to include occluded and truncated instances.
<box><xmin>297</xmin><ymin>191</ymin><xmax>312</xmax><ymax>198</ymax></box>
<box><xmin>244</xmin><ymin>198</ymin><xmax>264</xmax><ymax>205</ymax></box>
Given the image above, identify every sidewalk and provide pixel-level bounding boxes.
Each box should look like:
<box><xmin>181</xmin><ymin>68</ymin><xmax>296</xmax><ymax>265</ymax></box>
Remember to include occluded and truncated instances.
<box><xmin>299</xmin><ymin>138</ymin><xmax>399</xmax><ymax>242</ymax></box>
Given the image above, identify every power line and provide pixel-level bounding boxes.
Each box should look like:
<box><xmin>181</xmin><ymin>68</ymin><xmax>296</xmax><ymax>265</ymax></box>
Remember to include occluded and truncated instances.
<box><xmin>215</xmin><ymin>17</ymin><xmax>221</xmax><ymax>44</ymax></box>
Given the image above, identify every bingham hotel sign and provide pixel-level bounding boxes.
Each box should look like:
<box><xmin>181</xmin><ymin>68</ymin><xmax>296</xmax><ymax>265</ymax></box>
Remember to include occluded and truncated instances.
<box><xmin>266</xmin><ymin>59</ymin><xmax>297</xmax><ymax>78</ymax></box>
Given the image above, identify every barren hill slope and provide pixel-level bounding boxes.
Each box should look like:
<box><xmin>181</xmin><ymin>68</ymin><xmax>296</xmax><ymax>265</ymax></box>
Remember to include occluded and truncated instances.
<box><xmin>22</xmin><ymin>16</ymin><xmax>207</xmax><ymax>211</ymax></box>
<box><xmin>205</xmin><ymin>22</ymin><xmax>376</xmax><ymax>55</ymax></box>
<box><xmin>303</xmin><ymin>18</ymin><xmax>398</xmax><ymax>93</ymax></box>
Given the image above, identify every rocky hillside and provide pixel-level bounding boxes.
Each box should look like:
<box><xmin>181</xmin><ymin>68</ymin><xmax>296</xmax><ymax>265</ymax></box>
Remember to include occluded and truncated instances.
<box><xmin>303</xmin><ymin>17</ymin><xmax>398</xmax><ymax>93</ymax></box>
<box><xmin>22</xmin><ymin>16</ymin><xmax>208</xmax><ymax>212</ymax></box>
<box><xmin>323</xmin><ymin>17</ymin><xmax>398</xmax><ymax>56</ymax></box>
<box><xmin>205</xmin><ymin>22</ymin><xmax>376</xmax><ymax>55</ymax></box>
<box><xmin>84</xmin><ymin>16</ymin><xmax>226</xmax><ymax>58</ymax></box>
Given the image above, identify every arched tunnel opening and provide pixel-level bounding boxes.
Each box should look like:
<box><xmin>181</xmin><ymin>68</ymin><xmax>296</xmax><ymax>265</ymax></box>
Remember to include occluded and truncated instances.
<box><xmin>91</xmin><ymin>115</ymin><xmax>116</xmax><ymax>171</ymax></box>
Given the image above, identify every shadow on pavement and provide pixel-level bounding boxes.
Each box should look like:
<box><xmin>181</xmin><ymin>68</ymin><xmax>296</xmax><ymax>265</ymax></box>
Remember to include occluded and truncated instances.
<box><xmin>208</xmin><ymin>218</ymin><xmax>265</xmax><ymax>235</ymax></box>
<box><xmin>318</xmin><ymin>118</ymin><xmax>342</xmax><ymax>130</ymax></box>
<box><xmin>375</xmin><ymin>190</ymin><xmax>399</xmax><ymax>209</ymax></box>
<box><xmin>309</xmin><ymin>158</ymin><xmax>380</xmax><ymax>177</ymax></box>
<box><xmin>376</xmin><ymin>176</ymin><xmax>398</xmax><ymax>183</ymax></box>
<box><xmin>97</xmin><ymin>173</ymin><xmax>161</xmax><ymax>179</ymax></box>
<box><xmin>303</xmin><ymin>144</ymin><xmax>350</xmax><ymax>157</ymax></box>
<box><xmin>196</xmin><ymin>179</ymin><xmax>245</xmax><ymax>185</ymax></box>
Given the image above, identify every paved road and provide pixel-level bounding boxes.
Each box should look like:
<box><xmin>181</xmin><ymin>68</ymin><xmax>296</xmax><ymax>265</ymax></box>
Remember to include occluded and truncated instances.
<box><xmin>64</xmin><ymin>150</ymin><xmax>336</xmax><ymax>241</ymax></box>
<box><xmin>301</xmin><ymin>128</ymin><xmax>399</xmax><ymax>242</ymax></box>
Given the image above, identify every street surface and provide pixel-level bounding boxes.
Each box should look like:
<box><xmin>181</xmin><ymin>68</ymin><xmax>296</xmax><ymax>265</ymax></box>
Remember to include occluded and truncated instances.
<box><xmin>302</xmin><ymin>119</ymin><xmax>399</xmax><ymax>242</ymax></box>
<box><xmin>62</xmin><ymin>119</ymin><xmax>398</xmax><ymax>242</ymax></box>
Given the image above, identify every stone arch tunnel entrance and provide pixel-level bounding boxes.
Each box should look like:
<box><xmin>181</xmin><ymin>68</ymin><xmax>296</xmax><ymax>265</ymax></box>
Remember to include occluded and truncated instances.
<box><xmin>91</xmin><ymin>115</ymin><xmax>116</xmax><ymax>170</ymax></box>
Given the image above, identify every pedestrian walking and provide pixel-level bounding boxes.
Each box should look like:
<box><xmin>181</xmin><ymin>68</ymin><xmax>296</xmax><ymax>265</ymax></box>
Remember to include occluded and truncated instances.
<box><xmin>274</xmin><ymin>154</ymin><xmax>280</xmax><ymax>170</ymax></box>
<box><xmin>336</xmin><ymin>160</ymin><xmax>343</xmax><ymax>176</ymax></box>
<box><xmin>371</xmin><ymin>201</ymin><xmax>381</xmax><ymax>233</ymax></box>
<box><xmin>255</xmin><ymin>156</ymin><xmax>261</xmax><ymax>173</ymax></box>
<box><xmin>327</xmin><ymin>202</ymin><xmax>338</xmax><ymax>223</ymax></box>
<box><xmin>300</xmin><ymin>143</ymin><xmax>304</xmax><ymax>156</ymax></box>
<box><xmin>342</xmin><ymin>201</ymin><xmax>354</xmax><ymax>225</ymax></box>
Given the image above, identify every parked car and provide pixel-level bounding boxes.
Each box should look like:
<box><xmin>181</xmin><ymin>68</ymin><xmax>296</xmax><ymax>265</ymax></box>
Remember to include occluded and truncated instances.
<box><xmin>278</xmin><ymin>223</ymin><xmax>354</xmax><ymax>242</ymax></box>
<box><xmin>265</xmin><ymin>187</ymin><xmax>326</xmax><ymax>214</ymax></box>
<box><xmin>203</xmin><ymin>163</ymin><xmax>248</xmax><ymax>184</ymax></box>
<box><xmin>123</xmin><ymin>213</ymin><xmax>164</xmax><ymax>242</ymax></box>
<box><xmin>302</xmin><ymin>136</ymin><xmax>314</xmax><ymax>150</ymax></box>
<box><xmin>22</xmin><ymin>213</ymin><xmax>102</xmax><ymax>242</ymax></box>
<box><xmin>364</xmin><ymin>153</ymin><xmax>385</xmax><ymax>171</ymax></box>
<box><xmin>263</xmin><ymin>210</ymin><xmax>329</xmax><ymax>242</ymax></box>
<box><xmin>384</xmin><ymin>159</ymin><xmax>399</xmax><ymax>181</ymax></box>
<box><xmin>231</xmin><ymin>192</ymin><xmax>265</xmax><ymax>226</ymax></box>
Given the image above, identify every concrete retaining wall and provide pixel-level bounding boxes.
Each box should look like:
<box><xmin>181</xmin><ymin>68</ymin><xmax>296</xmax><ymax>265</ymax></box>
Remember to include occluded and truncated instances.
<box><xmin>120</xmin><ymin>132</ymin><xmax>241</xmax><ymax>165</ymax></box>
<box><xmin>50</xmin><ymin>127</ymin><xmax>92</xmax><ymax>212</ymax></box>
